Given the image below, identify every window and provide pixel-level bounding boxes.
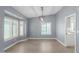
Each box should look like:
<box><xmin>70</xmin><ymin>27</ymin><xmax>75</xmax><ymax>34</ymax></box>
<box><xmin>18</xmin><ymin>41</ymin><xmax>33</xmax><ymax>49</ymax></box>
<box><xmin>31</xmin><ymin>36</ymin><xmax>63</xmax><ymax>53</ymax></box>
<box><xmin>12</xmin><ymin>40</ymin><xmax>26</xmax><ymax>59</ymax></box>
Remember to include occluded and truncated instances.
<box><xmin>20</xmin><ymin>21</ymin><xmax>24</xmax><ymax>36</ymax></box>
<box><xmin>41</xmin><ymin>22</ymin><xmax>51</xmax><ymax>35</ymax></box>
<box><xmin>4</xmin><ymin>16</ymin><xmax>13</xmax><ymax>41</ymax></box>
<box><xmin>4</xmin><ymin>16</ymin><xmax>19</xmax><ymax>41</ymax></box>
<box><xmin>13</xmin><ymin>19</ymin><xmax>18</xmax><ymax>37</ymax></box>
<box><xmin>4</xmin><ymin>15</ymin><xmax>25</xmax><ymax>41</ymax></box>
<box><xmin>70</xmin><ymin>17</ymin><xmax>75</xmax><ymax>32</ymax></box>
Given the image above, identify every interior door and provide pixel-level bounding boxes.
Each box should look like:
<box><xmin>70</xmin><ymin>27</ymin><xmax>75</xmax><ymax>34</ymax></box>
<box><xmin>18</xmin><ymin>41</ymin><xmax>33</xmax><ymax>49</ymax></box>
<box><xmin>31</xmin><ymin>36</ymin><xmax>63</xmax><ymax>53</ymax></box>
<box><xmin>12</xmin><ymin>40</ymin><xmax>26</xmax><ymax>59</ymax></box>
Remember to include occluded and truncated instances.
<box><xmin>65</xmin><ymin>14</ymin><xmax>76</xmax><ymax>47</ymax></box>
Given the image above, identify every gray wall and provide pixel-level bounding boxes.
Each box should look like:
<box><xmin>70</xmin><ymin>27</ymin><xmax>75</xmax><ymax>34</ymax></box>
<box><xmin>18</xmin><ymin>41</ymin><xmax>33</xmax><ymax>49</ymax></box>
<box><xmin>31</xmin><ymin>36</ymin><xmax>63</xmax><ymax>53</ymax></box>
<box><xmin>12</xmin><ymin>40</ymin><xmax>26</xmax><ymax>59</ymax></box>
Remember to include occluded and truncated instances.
<box><xmin>0</xmin><ymin>6</ymin><xmax>28</xmax><ymax>52</ymax></box>
<box><xmin>0</xmin><ymin>7</ymin><xmax>5</xmax><ymax>52</ymax></box>
<box><xmin>76</xmin><ymin>7</ymin><xmax>79</xmax><ymax>53</ymax></box>
<box><xmin>56</xmin><ymin>6</ymin><xmax>77</xmax><ymax>44</ymax></box>
<box><xmin>28</xmin><ymin>15</ymin><xmax>56</xmax><ymax>38</ymax></box>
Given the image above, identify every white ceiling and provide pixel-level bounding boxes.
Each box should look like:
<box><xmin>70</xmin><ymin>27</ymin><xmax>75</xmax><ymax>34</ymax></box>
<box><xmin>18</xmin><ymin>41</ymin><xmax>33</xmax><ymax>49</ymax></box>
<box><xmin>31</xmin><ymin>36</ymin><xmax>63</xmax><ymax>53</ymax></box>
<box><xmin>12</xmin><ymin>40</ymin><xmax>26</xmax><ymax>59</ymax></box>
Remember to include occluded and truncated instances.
<box><xmin>13</xmin><ymin>6</ymin><xmax>63</xmax><ymax>18</ymax></box>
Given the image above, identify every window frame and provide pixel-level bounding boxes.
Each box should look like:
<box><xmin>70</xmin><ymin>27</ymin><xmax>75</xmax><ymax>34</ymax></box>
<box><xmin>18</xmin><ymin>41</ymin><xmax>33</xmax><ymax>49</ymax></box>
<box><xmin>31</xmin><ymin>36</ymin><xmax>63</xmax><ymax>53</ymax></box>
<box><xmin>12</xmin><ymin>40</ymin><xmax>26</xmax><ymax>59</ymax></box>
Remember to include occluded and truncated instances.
<box><xmin>19</xmin><ymin>20</ymin><xmax>24</xmax><ymax>36</ymax></box>
<box><xmin>41</xmin><ymin>22</ymin><xmax>51</xmax><ymax>35</ymax></box>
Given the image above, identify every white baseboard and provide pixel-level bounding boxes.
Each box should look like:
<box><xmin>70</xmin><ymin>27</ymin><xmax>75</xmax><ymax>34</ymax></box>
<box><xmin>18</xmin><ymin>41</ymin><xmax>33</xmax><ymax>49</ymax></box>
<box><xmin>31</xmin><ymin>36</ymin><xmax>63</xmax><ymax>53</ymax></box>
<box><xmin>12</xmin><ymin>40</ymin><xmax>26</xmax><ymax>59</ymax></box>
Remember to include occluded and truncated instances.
<box><xmin>28</xmin><ymin>38</ymin><xmax>56</xmax><ymax>40</ymax></box>
<box><xmin>4</xmin><ymin>38</ymin><xmax>66</xmax><ymax>51</ymax></box>
<box><xmin>55</xmin><ymin>39</ymin><xmax>66</xmax><ymax>47</ymax></box>
<box><xmin>4</xmin><ymin>39</ymin><xmax>28</xmax><ymax>51</ymax></box>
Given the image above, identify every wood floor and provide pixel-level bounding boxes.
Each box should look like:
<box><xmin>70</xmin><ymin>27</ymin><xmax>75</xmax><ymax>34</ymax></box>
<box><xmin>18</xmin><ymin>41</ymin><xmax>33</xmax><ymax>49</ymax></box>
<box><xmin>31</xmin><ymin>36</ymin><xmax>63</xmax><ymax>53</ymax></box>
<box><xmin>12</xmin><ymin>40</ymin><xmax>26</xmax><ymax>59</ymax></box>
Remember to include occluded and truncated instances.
<box><xmin>5</xmin><ymin>39</ymin><xmax>74</xmax><ymax>53</ymax></box>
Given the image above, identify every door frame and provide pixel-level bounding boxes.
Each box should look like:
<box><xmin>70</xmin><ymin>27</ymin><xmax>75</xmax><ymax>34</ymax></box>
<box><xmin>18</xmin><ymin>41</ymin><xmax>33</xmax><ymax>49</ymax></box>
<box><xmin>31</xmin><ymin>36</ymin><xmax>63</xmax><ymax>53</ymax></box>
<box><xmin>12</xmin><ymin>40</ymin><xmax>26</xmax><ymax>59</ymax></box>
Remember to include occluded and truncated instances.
<box><xmin>65</xmin><ymin>13</ymin><xmax>76</xmax><ymax>53</ymax></box>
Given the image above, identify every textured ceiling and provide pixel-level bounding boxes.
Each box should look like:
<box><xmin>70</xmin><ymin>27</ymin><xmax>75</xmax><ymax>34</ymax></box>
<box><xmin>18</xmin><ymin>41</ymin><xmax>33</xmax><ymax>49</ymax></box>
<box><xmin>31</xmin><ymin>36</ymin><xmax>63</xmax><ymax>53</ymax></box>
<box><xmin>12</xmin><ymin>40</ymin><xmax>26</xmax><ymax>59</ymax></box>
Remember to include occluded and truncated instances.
<box><xmin>13</xmin><ymin>6</ymin><xmax>63</xmax><ymax>18</ymax></box>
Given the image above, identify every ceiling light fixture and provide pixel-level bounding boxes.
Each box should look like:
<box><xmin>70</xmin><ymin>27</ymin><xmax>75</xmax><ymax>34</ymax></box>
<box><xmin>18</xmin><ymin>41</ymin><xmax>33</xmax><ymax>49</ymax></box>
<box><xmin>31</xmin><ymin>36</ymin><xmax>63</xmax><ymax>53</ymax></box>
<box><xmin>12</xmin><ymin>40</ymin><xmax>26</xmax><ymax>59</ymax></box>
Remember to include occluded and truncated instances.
<box><xmin>40</xmin><ymin>6</ymin><xmax>44</xmax><ymax>22</ymax></box>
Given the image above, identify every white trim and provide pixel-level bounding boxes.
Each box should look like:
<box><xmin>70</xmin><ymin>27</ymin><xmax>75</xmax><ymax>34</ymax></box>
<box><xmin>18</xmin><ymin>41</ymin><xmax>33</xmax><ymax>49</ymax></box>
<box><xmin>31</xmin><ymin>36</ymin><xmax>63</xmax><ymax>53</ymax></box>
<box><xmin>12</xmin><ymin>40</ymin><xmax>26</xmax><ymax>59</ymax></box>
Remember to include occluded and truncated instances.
<box><xmin>55</xmin><ymin>39</ymin><xmax>66</xmax><ymax>47</ymax></box>
<box><xmin>4</xmin><ymin>39</ymin><xmax>28</xmax><ymax>51</ymax></box>
<box><xmin>28</xmin><ymin>38</ymin><xmax>56</xmax><ymax>40</ymax></box>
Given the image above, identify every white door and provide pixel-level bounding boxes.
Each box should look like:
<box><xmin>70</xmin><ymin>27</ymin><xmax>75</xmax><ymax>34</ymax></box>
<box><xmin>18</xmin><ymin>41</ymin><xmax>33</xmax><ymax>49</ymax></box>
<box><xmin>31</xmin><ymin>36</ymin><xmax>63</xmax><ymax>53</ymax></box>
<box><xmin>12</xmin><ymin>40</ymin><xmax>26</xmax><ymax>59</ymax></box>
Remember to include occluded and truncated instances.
<box><xmin>65</xmin><ymin>14</ymin><xmax>76</xmax><ymax>47</ymax></box>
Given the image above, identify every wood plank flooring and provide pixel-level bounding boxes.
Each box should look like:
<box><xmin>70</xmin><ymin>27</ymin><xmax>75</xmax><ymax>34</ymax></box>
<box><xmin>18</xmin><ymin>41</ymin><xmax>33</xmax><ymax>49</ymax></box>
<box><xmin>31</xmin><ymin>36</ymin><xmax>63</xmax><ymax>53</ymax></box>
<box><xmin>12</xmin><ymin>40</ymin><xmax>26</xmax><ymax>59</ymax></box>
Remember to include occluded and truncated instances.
<box><xmin>5</xmin><ymin>39</ymin><xmax>74</xmax><ymax>53</ymax></box>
